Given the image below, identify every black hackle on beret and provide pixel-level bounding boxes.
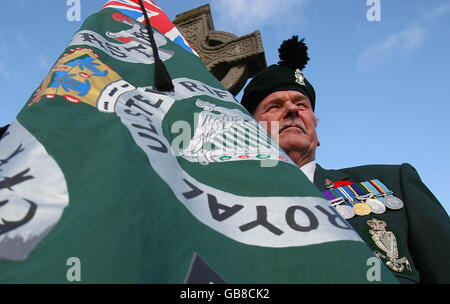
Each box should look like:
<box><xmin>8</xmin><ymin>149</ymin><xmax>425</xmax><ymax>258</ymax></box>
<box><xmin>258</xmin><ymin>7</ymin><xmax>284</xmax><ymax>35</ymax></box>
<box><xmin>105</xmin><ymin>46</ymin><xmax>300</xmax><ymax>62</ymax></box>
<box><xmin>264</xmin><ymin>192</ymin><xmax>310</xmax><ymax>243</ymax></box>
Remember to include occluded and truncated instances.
<box><xmin>278</xmin><ymin>35</ymin><xmax>309</xmax><ymax>71</ymax></box>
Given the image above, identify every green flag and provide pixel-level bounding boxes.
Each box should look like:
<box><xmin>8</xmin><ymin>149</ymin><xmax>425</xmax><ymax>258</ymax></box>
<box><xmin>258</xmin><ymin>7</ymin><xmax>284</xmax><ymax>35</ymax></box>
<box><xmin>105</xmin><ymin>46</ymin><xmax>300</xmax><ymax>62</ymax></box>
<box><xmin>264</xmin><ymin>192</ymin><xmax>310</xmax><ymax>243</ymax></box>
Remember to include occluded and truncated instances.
<box><xmin>0</xmin><ymin>0</ymin><xmax>397</xmax><ymax>283</ymax></box>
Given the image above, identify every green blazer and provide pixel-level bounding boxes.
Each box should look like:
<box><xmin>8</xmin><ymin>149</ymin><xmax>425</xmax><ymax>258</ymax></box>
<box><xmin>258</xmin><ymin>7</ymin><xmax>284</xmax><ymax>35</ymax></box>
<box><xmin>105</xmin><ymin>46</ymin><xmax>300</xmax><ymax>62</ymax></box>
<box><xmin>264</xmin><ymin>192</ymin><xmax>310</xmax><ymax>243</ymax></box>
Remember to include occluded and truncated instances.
<box><xmin>314</xmin><ymin>163</ymin><xmax>450</xmax><ymax>284</ymax></box>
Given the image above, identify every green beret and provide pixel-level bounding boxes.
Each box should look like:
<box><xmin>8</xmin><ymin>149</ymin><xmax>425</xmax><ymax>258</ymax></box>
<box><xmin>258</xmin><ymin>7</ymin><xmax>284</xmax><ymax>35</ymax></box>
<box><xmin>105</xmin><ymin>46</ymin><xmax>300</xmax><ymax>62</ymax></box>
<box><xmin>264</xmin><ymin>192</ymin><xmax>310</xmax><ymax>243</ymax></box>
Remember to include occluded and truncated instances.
<box><xmin>241</xmin><ymin>36</ymin><xmax>315</xmax><ymax>114</ymax></box>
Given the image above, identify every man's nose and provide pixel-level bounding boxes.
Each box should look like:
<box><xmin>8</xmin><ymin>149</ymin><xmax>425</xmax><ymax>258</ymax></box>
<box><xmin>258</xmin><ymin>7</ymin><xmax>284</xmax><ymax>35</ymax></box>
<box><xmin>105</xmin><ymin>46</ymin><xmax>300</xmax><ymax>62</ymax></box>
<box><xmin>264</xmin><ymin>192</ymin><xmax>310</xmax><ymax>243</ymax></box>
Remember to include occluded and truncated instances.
<box><xmin>284</xmin><ymin>102</ymin><xmax>298</xmax><ymax>118</ymax></box>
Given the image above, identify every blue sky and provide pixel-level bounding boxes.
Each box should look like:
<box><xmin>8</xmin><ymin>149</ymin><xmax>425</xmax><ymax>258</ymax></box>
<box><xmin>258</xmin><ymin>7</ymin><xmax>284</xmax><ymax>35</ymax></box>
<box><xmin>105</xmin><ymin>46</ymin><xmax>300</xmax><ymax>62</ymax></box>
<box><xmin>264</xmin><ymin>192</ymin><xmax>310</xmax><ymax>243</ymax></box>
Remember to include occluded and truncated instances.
<box><xmin>0</xmin><ymin>0</ymin><xmax>449</xmax><ymax>214</ymax></box>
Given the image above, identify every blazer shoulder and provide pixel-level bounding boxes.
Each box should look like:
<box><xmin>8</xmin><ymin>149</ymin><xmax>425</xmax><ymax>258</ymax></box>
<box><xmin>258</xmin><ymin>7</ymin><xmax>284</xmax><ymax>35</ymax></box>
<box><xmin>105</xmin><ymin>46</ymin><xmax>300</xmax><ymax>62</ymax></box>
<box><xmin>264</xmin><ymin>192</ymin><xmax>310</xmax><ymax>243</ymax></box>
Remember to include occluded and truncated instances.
<box><xmin>314</xmin><ymin>163</ymin><xmax>418</xmax><ymax>190</ymax></box>
<box><xmin>333</xmin><ymin>163</ymin><xmax>403</xmax><ymax>177</ymax></box>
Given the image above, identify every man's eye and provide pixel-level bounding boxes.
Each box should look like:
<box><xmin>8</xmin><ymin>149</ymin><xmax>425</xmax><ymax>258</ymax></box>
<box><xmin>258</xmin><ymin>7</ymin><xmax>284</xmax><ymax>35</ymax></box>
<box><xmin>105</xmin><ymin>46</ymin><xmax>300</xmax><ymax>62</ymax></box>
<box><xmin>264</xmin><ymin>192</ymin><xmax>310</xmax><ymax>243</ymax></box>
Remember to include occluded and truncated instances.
<box><xmin>296</xmin><ymin>103</ymin><xmax>307</xmax><ymax>108</ymax></box>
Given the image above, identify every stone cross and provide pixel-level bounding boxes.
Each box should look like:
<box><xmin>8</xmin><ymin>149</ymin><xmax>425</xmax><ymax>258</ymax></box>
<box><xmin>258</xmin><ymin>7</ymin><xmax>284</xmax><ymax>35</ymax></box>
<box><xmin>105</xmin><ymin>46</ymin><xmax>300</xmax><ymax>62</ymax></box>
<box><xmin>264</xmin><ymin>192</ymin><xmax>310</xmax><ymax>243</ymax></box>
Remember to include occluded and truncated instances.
<box><xmin>173</xmin><ymin>4</ymin><xmax>266</xmax><ymax>96</ymax></box>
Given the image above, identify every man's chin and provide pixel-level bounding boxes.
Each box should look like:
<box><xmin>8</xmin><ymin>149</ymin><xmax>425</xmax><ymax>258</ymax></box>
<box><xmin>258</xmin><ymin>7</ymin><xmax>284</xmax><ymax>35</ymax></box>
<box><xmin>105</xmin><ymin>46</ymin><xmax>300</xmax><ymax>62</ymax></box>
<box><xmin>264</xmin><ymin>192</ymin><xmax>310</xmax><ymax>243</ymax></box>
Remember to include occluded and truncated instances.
<box><xmin>279</xmin><ymin>129</ymin><xmax>305</xmax><ymax>142</ymax></box>
<box><xmin>279</xmin><ymin>136</ymin><xmax>309</xmax><ymax>151</ymax></box>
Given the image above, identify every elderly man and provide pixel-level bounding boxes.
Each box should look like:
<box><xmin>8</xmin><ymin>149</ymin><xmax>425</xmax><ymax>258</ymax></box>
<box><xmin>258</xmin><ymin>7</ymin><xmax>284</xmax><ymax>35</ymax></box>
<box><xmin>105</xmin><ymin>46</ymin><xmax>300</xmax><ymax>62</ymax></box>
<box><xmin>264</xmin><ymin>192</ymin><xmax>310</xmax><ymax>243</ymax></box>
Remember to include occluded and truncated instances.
<box><xmin>240</xmin><ymin>36</ymin><xmax>450</xmax><ymax>284</ymax></box>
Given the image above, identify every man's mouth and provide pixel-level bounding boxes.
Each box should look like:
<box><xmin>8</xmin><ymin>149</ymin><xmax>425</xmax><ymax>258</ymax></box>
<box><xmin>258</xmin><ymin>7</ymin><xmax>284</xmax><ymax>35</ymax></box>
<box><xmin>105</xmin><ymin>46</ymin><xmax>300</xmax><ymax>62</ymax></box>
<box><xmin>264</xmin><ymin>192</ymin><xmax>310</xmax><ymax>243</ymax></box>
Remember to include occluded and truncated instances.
<box><xmin>279</xmin><ymin>120</ymin><xmax>307</xmax><ymax>134</ymax></box>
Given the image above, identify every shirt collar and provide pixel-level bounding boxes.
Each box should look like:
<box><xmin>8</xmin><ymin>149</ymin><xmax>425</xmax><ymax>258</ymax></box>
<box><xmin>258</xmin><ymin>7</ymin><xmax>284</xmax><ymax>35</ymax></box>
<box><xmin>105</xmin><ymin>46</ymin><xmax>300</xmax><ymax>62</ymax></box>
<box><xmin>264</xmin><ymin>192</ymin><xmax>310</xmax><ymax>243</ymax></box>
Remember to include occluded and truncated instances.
<box><xmin>300</xmin><ymin>161</ymin><xmax>316</xmax><ymax>183</ymax></box>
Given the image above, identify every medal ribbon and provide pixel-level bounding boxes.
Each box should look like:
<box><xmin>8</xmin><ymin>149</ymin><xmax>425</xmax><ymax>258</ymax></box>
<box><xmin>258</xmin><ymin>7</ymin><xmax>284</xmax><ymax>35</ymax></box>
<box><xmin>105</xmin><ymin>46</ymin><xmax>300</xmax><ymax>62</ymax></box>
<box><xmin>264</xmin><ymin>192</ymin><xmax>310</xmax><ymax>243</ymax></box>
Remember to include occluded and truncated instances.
<box><xmin>332</xmin><ymin>180</ymin><xmax>354</xmax><ymax>188</ymax></box>
<box><xmin>340</xmin><ymin>185</ymin><xmax>362</xmax><ymax>204</ymax></box>
<box><xmin>355</xmin><ymin>182</ymin><xmax>371</xmax><ymax>196</ymax></box>
<box><xmin>332</xmin><ymin>187</ymin><xmax>353</xmax><ymax>207</ymax></box>
<box><xmin>330</xmin><ymin>188</ymin><xmax>347</xmax><ymax>206</ymax></box>
<box><xmin>348</xmin><ymin>184</ymin><xmax>365</xmax><ymax>197</ymax></box>
<box><xmin>362</xmin><ymin>181</ymin><xmax>384</xmax><ymax>201</ymax></box>
<box><xmin>369</xmin><ymin>179</ymin><xmax>393</xmax><ymax>196</ymax></box>
<box><xmin>336</xmin><ymin>186</ymin><xmax>357</xmax><ymax>206</ymax></box>
<box><xmin>322</xmin><ymin>189</ymin><xmax>341</xmax><ymax>203</ymax></box>
<box><xmin>355</xmin><ymin>182</ymin><xmax>382</xmax><ymax>201</ymax></box>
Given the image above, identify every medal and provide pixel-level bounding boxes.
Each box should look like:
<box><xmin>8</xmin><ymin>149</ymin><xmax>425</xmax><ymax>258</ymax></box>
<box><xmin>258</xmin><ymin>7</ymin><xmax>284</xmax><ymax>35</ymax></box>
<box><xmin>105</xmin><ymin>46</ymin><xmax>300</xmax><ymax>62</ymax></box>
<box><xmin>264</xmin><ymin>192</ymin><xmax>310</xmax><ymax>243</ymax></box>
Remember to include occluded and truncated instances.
<box><xmin>352</xmin><ymin>201</ymin><xmax>372</xmax><ymax>216</ymax></box>
<box><xmin>336</xmin><ymin>204</ymin><xmax>355</xmax><ymax>219</ymax></box>
<box><xmin>369</xmin><ymin>180</ymin><xmax>404</xmax><ymax>210</ymax></box>
<box><xmin>322</xmin><ymin>187</ymin><xmax>355</xmax><ymax>219</ymax></box>
<box><xmin>365</xmin><ymin>197</ymin><xmax>386</xmax><ymax>214</ymax></box>
<box><xmin>355</xmin><ymin>183</ymin><xmax>386</xmax><ymax>214</ymax></box>
<box><xmin>340</xmin><ymin>185</ymin><xmax>372</xmax><ymax>216</ymax></box>
<box><xmin>382</xmin><ymin>195</ymin><xmax>404</xmax><ymax>210</ymax></box>
<box><xmin>330</xmin><ymin>189</ymin><xmax>356</xmax><ymax>219</ymax></box>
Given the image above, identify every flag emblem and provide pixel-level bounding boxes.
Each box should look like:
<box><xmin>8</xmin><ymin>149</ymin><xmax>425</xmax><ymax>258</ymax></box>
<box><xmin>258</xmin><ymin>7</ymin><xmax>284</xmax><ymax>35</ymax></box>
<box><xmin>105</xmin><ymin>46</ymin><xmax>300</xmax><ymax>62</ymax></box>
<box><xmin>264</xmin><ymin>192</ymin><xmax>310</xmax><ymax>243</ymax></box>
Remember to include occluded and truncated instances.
<box><xmin>0</xmin><ymin>121</ymin><xmax>68</xmax><ymax>261</ymax></box>
<box><xmin>29</xmin><ymin>48</ymin><xmax>135</xmax><ymax>112</ymax></box>
<box><xmin>179</xmin><ymin>100</ymin><xmax>286</xmax><ymax>165</ymax></box>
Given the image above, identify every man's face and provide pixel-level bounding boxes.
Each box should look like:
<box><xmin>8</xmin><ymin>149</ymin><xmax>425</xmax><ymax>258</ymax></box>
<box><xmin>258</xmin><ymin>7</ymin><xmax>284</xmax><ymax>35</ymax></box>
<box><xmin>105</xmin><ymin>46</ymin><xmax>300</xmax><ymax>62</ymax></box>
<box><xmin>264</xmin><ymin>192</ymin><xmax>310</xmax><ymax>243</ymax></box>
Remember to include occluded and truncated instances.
<box><xmin>253</xmin><ymin>90</ymin><xmax>319</xmax><ymax>161</ymax></box>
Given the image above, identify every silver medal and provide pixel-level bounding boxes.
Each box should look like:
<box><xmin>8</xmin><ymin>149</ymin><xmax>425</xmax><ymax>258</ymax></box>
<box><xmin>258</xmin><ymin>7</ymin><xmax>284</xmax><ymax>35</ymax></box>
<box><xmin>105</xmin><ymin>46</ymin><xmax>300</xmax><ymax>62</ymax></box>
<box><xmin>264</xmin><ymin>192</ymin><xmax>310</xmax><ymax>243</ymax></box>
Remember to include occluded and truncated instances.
<box><xmin>336</xmin><ymin>204</ymin><xmax>355</xmax><ymax>219</ymax></box>
<box><xmin>365</xmin><ymin>198</ymin><xmax>386</xmax><ymax>214</ymax></box>
<box><xmin>382</xmin><ymin>195</ymin><xmax>404</xmax><ymax>210</ymax></box>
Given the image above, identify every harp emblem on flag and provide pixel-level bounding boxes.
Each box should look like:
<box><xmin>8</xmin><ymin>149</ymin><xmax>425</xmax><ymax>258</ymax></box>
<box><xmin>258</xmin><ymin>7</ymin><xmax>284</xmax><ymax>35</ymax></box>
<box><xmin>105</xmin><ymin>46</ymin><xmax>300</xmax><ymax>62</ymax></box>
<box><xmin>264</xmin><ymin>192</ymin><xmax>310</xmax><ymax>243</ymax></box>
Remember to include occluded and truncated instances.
<box><xmin>179</xmin><ymin>100</ymin><xmax>287</xmax><ymax>165</ymax></box>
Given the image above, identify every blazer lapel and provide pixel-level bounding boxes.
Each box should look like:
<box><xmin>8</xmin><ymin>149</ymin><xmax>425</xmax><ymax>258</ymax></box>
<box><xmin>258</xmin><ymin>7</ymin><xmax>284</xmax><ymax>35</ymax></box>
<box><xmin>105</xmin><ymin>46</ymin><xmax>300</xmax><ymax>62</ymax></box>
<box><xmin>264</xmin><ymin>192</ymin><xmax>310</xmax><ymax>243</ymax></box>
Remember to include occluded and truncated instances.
<box><xmin>314</xmin><ymin>164</ymin><xmax>351</xmax><ymax>191</ymax></box>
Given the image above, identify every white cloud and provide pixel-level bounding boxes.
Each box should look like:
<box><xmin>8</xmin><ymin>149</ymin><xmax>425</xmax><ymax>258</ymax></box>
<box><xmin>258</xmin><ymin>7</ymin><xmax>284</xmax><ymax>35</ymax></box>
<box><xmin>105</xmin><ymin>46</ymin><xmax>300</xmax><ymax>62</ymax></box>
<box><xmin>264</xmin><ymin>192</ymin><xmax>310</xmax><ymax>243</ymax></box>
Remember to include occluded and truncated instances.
<box><xmin>419</xmin><ymin>3</ymin><xmax>450</xmax><ymax>24</ymax></box>
<box><xmin>358</xmin><ymin>25</ymin><xmax>426</xmax><ymax>69</ymax></box>
<box><xmin>213</xmin><ymin>0</ymin><xmax>308</xmax><ymax>34</ymax></box>
<box><xmin>358</xmin><ymin>3</ymin><xmax>450</xmax><ymax>70</ymax></box>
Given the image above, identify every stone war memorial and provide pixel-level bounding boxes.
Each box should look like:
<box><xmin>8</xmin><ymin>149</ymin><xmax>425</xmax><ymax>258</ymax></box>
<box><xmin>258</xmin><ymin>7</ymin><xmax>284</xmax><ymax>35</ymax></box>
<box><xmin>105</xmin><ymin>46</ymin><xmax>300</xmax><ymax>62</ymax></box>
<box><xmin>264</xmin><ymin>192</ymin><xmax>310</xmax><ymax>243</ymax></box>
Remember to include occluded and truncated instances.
<box><xmin>173</xmin><ymin>4</ymin><xmax>266</xmax><ymax>96</ymax></box>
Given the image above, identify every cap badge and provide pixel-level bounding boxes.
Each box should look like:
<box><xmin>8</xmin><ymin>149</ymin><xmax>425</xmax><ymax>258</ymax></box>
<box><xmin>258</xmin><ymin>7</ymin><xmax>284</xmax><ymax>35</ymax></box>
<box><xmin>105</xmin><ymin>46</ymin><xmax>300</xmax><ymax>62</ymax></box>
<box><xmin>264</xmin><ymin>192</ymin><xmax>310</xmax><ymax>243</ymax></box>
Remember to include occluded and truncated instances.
<box><xmin>294</xmin><ymin>68</ymin><xmax>306</xmax><ymax>86</ymax></box>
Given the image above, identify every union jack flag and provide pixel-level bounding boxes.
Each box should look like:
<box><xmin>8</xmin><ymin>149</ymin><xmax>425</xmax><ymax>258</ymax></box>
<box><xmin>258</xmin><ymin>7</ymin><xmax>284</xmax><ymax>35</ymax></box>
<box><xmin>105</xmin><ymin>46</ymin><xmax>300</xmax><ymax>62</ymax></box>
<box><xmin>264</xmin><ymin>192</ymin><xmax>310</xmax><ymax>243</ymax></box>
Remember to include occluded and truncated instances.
<box><xmin>102</xmin><ymin>0</ymin><xmax>198</xmax><ymax>56</ymax></box>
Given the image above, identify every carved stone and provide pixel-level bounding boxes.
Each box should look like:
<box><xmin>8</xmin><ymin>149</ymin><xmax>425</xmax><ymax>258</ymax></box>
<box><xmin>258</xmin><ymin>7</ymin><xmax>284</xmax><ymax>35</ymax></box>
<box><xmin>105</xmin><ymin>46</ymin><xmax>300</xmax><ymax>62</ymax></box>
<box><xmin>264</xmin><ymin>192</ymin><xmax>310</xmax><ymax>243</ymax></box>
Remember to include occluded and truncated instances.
<box><xmin>173</xmin><ymin>4</ymin><xmax>266</xmax><ymax>96</ymax></box>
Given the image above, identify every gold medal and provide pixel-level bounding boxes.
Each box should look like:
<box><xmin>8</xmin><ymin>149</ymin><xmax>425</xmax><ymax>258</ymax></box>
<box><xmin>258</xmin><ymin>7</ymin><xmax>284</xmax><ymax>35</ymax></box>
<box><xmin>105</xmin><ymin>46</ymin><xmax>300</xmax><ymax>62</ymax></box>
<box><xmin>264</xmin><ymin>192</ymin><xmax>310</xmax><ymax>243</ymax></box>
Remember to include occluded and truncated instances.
<box><xmin>352</xmin><ymin>202</ymin><xmax>372</xmax><ymax>216</ymax></box>
<box><xmin>339</xmin><ymin>185</ymin><xmax>372</xmax><ymax>217</ymax></box>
